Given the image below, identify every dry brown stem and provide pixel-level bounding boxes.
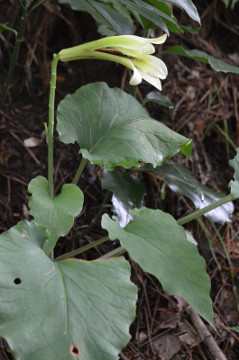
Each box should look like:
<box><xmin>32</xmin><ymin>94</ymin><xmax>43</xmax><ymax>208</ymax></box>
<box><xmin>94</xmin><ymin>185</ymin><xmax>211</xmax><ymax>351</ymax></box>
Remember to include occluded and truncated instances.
<box><xmin>186</xmin><ymin>306</ymin><xmax>227</xmax><ymax>360</ymax></box>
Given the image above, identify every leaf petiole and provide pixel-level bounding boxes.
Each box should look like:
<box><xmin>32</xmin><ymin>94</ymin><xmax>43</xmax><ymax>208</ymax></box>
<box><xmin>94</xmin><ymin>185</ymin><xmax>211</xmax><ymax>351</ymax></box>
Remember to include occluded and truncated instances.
<box><xmin>72</xmin><ymin>157</ymin><xmax>88</xmax><ymax>185</ymax></box>
<box><xmin>48</xmin><ymin>54</ymin><xmax>59</xmax><ymax>197</ymax></box>
<box><xmin>55</xmin><ymin>236</ymin><xmax>109</xmax><ymax>261</ymax></box>
<box><xmin>177</xmin><ymin>193</ymin><xmax>234</xmax><ymax>226</ymax></box>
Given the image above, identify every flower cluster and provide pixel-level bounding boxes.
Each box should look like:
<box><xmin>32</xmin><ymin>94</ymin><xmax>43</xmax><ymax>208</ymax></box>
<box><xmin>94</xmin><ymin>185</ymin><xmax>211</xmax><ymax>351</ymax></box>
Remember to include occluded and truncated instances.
<box><xmin>58</xmin><ymin>34</ymin><xmax>168</xmax><ymax>91</ymax></box>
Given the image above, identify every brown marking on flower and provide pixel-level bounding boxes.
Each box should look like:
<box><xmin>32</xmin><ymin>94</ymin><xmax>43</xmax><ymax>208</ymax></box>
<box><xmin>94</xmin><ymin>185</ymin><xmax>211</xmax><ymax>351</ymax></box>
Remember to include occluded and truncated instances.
<box><xmin>97</xmin><ymin>48</ymin><xmax>134</xmax><ymax>59</ymax></box>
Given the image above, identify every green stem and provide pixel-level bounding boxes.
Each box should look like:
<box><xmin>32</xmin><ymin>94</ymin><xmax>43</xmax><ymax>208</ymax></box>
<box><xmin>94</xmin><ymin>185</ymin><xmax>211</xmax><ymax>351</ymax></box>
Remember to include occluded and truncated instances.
<box><xmin>48</xmin><ymin>54</ymin><xmax>59</xmax><ymax>197</ymax></box>
<box><xmin>223</xmin><ymin>119</ymin><xmax>230</xmax><ymax>159</ymax></box>
<box><xmin>198</xmin><ymin>218</ymin><xmax>221</xmax><ymax>270</ymax></box>
<box><xmin>72</xmin><ymin>158</ymin><xmax>88</xmax><ymax>185</ymax></box>
<box><xmin>131</xmin><ymin>85</ymin><xmax>137</xmax><ymax>98</ymax></box>
<box><xmin>28</xmin><ymin>0</ymin><xmax>46</xmax><ymax>12</ymax></box>
<box><xmin>97</xmin><ymin>246</ymin><xmax>126</xmax><ymax>260</ymax></box>
<box><xmin>177</xmin><ymin>194</ymin><xmax>234</xmax><ymax>226</ymax></box>
<box><xmin>16</xmin><ymin>0</ymin><xmax>25</xmax><ymax>10</ymax></box>
<box><xmin>55</xmin><ymin>236</ymin><xmax>109</xmax><ymax>261</ymax></box>
<box><xmin>0</xmin><ymin>9</ymin><xmax>28</xmax><ymax>107</ymax></box>
<box><xmin>214</xmin><ymin>123</ymin><xmax>237</xmax><ymax>151</ymax></box>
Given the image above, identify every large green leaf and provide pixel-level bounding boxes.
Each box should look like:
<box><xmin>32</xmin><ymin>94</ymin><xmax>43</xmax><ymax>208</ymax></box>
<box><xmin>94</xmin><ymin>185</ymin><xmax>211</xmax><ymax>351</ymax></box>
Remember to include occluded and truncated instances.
<box><xmin>141</xmin><ymin>162</ymin><xmax>233</xmax><ymax>223</ymax></box>
<box><xmin>28</xmin><ymin>176</ymin><xmax>84</xmax><ymax>254</ymax></box>
<box><xmin>0</xmin><ymin>221</ymin><xmax>50</xmax><ymax>249</ymax></box>
<box><xmin>0</xmin><ymin>221</ymin><xmax>137</xmax><ymax>360</ymax></box>
<box><xmin>97</xmin><ymin>0</ymin><xmax>134</xmax><ymax>36</ymax></box>
<box><xmin>102</xmin><ymin>208</ymin><xmax>214</xmax><ymax>328</ymax></box>
<box><xmin>58</xmin><ymin>0</ymin><xmax>134</xmax><ymax>35</ymax></box>
<box><xmin>162</xmin><ymin>46</ymin><xmax>239</xmax><ymax>74</ymax></box>
<box><xmin>58</xmin><ymin>0</ymin><xmax>199</xmax><ymax>35</ymax></box>
<box><xmin>117</xmin><ymin>0</ymin><xmax>179</xmax><ymax>34</ymax></box>
<box><xmin>140</xmin><ymin>1</ymin><xmax>183</xmax><ymax>33</ymax></box>
<box><xmin>57</xmin><ymin>82</ymin><xmax>191</xmax><ymax>171</ymax></box>
<box><xmin>165</xmin><ymin>0</ymin><xmax>200</xmax><ymax>23</ymax></box>
<box><xmin>101</xmin><ymin>168</ymin><xmax>145</xmax><ymax>227</ymax></box>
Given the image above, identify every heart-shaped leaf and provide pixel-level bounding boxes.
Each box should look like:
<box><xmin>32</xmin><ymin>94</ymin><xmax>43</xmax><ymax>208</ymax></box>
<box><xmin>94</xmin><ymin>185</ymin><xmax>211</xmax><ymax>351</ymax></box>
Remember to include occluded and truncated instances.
<box><xmin>102</xmin><ymin>208</ymin><xmax>214</xmax><ymax>328</ymax></box>
<box><xmin>0</xmin><ymin>221</ymin><xmax>137</xmax><ymax>360</ymax></box>
<box><xmin>28</xmin><ymin>176</ymin><xmax>84</xmax><ymax>254</ymax></box>
<box><xmin>57</xmin><ymin>82</ymin><xmax>191</xmax><ymax>171</ymax></box>
<box><xmin>101</xmin><ymin>168</ymin><xmax>145</xmax><ymax>227</ymax></box>
<box><xmin>141</xmin><ymin>162</ymin><xmax>233</xmax><ymax>223</ymax></box>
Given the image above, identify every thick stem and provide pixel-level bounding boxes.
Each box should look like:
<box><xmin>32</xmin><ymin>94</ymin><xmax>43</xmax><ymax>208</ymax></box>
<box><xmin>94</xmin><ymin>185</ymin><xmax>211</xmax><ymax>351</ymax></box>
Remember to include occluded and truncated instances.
<box><xmin>177</xmin><ymin>193</ymin><xmax>234</xmax><ymax>226</ymax></box>
<box><xmin>97</xmin><ymin>246</ymin><xmax>126</xmax><ymax>260</ymax></box>
<box><xmin>72</xmin><ymin>158</ymin><xmax>88</xmax><ymax>185</ymax></box>
<box><xmin>48</xmin><ymin>54</ymin><xmax>59</xmax><ymax>197</ymax></box>
<box><xmin>55</xmin><ymin>236</ymin><xmax>109</xmax><ymax>261</ymax></box>
<box><xmin>0</xmin><ymin>10</ymin><xmax>28</xmax><ymax>107</ymax></box>
<box><xmin>214</xmin><ymin>123</ymin><xmax>237</xmax><ymax>152</ymax></box>
<box><xmin>198</xmin><ymin>218</ymin><xmax>221</xmax><ymax>270</ymax></box>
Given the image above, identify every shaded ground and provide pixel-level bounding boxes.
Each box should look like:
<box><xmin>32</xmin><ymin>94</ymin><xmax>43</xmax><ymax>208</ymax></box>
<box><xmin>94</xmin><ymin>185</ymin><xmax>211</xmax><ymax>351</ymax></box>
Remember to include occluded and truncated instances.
<box><xmin>1</xmin><ymin>0</ymin><xmax>239</xmax><ymax>359</ymax></box>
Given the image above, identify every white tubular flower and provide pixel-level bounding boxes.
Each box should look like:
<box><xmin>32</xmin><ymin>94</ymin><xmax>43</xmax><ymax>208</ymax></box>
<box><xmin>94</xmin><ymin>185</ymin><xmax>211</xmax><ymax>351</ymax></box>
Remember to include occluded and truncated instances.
<box><xmin>58</xmin><ymin>34</ymin><xmax>168</xmax><ymax>91</ymax></box>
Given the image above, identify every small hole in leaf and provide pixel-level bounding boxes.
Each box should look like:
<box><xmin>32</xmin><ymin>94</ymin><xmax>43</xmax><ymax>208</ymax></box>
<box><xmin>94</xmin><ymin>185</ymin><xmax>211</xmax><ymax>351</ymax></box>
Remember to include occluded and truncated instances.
<box><xmin>13</xmin><ymin>278</ymin><xmax>22</xmax><ymax>285</ymax></box>
<box><xmin>69</xmin><ymin>343</ymin><xmax>81</xmax><ymax>357</ymax></box>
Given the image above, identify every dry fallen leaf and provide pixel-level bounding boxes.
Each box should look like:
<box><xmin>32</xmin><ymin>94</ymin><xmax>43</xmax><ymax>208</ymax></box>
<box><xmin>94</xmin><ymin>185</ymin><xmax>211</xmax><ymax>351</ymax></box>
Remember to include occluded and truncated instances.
<box><xmin>152</xmin><ymin>334</ymin><xmax>181</xmax><ymax>360</ymax></box>
<box><xmin>23</xmin><ymin>137</ymin><xmax>41</xmax><ymax>148</ymax></box>
<box><xmin>158</xmin><ymin>311</ymin><xmax>180</xmax><ymax>329</ymax></box>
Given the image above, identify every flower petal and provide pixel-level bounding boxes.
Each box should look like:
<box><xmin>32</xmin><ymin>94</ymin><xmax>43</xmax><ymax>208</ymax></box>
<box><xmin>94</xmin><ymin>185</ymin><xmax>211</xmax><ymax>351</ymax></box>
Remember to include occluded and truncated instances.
<box><xmin>134</xmin><ymin>55</ymin><xmax>168</xmax><ymax>79</ymax></box>
<box><xmin>146</xmin><ymin>34</ymin><xmax>167</xmax><ymax>44</ymax></box>
<box><xmin>110</xmin><ymin>34</ymin><xmax>167</xmax><ymax>55</ymax></box>
<box><xmin>119</xmin><ymin>34</ymin><xmax>167</xmax><ymax>45</ymax></box>
<box><xmin>92</xmin><ymin>36</ymin><xmax>154</xmax><ymax>53</ymax></box>
<box><xmin>113</xmin><ymin>42</ymin><xmax>155</xmax><ymax>56</ymax></box>
<box><xmin>139</xmin><ymin>70</ymin><xmax>162</xmax><ymax>91</ymax></box>
<box><xmin>129</xmin><ymin>66</ymin><xmax>143</xmax><ymax>86</ymax></box>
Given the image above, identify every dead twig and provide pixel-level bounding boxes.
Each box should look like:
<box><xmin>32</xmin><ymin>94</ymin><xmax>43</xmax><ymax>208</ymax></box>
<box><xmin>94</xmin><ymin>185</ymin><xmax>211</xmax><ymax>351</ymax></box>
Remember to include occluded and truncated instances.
<box><xmin>186</xmin><ymin>307</ymin><xmax>227</xmax><ymax>360</ymax></box>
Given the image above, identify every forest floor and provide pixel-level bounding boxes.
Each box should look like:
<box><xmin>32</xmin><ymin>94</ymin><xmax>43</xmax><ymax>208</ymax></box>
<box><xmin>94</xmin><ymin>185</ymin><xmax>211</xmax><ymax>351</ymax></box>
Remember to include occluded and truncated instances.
<box><xmin>1</xmin><ymin>0</ymin><xmax>239</xmax><ymax>359</ymax></box>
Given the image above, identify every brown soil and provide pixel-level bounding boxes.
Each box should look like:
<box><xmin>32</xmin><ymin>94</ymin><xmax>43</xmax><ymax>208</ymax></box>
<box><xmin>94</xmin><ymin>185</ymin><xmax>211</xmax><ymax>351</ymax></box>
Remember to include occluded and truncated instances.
<box><xmin>1</xmin><ymin>0</ymin><xmax>239</xmax><ymax>359</ymax></box>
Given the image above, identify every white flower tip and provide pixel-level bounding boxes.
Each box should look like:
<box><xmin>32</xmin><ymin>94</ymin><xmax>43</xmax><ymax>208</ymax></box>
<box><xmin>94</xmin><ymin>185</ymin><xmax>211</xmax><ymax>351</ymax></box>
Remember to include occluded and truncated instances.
<box><xmin>159</xmin><ymin>62</ymin><xmax>168</xmax><ymax>79</ymax></box>
<box><xmin>142</xmin><ymin>42</ymin><xmax>155</xmax><ymax>55</ymax></box>
<box><xmin>150</xmin><ymin>78</ymin><xmax>162</xmax><ymax>91</ymax></box>
<box><xmin>151</xmin><ymin>34</ymin><xmax>167</xmax><ymax>45</ymax></box>
<box><xmin>129</xmin><ymin>67</ymin><xmax>142</xmax><ymax>86</ymax></box>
